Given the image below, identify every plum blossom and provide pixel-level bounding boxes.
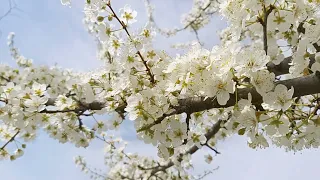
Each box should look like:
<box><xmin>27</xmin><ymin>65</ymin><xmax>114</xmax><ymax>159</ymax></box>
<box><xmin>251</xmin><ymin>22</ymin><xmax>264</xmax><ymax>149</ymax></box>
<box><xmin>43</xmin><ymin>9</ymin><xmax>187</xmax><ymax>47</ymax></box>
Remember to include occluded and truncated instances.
<box><xmin>236</xmin><ymin>49</ymin><xmax>270</xmax><ymax>76</ymax></box>
<box><xmin>187</xmin><ymin>131</ymin><xmax>206</xmax><ymax>148</ymax></box>
<box><xmin>120</xmin><ymin>5</ymin><xmax>137</xmax><ymax>25</ymax></box>
<box><xmin>268</xmin><ymin>10</ymin><xmax>294</xmax><ymax>33</ymax></box>
<box><xmin>97</xmin><ymin>23</ymin><xmax>111</xmax><ymax>42</ymax></box>
<box><xmin>206</xmin><ymin>72</ymin><xmax>236</xmax><ymax>105</ymax></box>
<box><xmin>262</xmin><ymin>84</ymin><xmax>294</xmax><ymax>111</ymax></box>
<box><xmin>237</xmin><ymin>106</ymin><xmax>259</xmax><ymax>134</ymax></box>
<box><xmin>55</xmin><ymin>95</ymin><xmax>74</xmax><ymax>110</ymax></box>
<box><xmin>32</xmin><ymin>82</ymin><xmax>47</xmax><ymax>96</ymax></box>
<box><xmin>125</xmin><ymin>94</ymin><xmax>143</xmax><ymax>121</ymax></box>
<box><xmin>250</xmin><ymin>70</ymin><xmax>275</xmax><ymax>95</ymax></box>
<box><xmin>263</xmin><ymin>114</ymin><xmax>290</xmax><ymax>136</ymax></box>
<box><xmin>24</xmin><ymin>96</ymin><xmax>48</xmax><ymax>112</ymax></box>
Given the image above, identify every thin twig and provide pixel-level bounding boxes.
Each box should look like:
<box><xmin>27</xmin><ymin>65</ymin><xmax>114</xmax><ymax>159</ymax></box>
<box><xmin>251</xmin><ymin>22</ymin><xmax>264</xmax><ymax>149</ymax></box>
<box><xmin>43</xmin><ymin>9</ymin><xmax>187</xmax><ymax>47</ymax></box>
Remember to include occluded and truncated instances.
<box><xmin>0</xmin><ymin>0</ymin><xmax>17</xmax><ymax>22</ymax></box>
<box><xmin>259</xmin><ymin>4</ymin><xmax>274</xmax><ymax>54</ymax></box>
<box><xmin>0</xmin><ymin>130</ymin><xmax>20</xmax><ymax>151</ymax></box>
<box><xmin>202</xmin><ymin>142</ymin><xmax>220</xmax><ymax>154</ymax></box>
<box><xmin>106</xmin><ymin>2</ymin><xmax>155</xmax><ymax>84</ymax></box>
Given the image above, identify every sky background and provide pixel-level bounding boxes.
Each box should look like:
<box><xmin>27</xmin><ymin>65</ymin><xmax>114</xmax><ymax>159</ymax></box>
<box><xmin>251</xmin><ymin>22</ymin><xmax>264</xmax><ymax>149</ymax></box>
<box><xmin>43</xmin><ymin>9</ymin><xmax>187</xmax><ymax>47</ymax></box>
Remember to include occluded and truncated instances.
<box><xmin>0</xmin><ymin>0</ymin><xmax>320</xmax><ymax>180</ymax></box>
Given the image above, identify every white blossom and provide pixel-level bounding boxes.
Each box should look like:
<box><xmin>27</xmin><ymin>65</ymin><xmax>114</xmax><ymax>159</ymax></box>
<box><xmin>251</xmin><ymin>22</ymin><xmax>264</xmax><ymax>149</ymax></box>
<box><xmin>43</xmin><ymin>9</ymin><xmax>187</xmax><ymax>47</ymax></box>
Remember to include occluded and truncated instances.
<box><xmin>262</xmin><ymin>84</ymin><xmax>294</xmax><ymax>111</ymax></box>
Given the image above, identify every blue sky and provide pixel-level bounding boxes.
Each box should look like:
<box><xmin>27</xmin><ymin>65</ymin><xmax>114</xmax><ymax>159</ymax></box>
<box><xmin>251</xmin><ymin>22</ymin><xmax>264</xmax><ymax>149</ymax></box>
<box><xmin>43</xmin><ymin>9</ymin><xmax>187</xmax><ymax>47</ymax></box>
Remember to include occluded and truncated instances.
<box><xmin>1</xmin><ymin>0</ymin><xmax>320</xmax><ymax>180</ymax></box>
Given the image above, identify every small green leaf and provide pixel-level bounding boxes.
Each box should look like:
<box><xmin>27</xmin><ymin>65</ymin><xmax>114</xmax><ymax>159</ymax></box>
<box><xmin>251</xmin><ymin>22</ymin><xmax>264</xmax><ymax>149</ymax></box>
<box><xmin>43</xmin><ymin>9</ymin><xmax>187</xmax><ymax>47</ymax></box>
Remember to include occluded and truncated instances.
<box><xmin>269</xmin><ymin>120</ymin><xmax>284</xmax><ymax>128</ymax></box>
<box><xmin>238</xmin><ymin>128</ymin><xmax>246</xmax><ymax>136</ymax></box>
<box><xmin>10</xmin><ymin>155</ymin><xmax>16</xmax><ymax>161</ymax></box>
<box><xmin>108</xmin><ymin>15</ymin><xmax>113</xmax><ymax>21</ymax></box>
<box><xmin>168</xmin><ymin>147</ymin><xmax>174</xmax><ymax>157</ymax></box>
<box><xmin>233</xmin><ymin>122</ymin><xmax>240</xmax><ymax>130</ymax></box>
<box><xmin>286</xmin><ymin>133</ymin><xmax>292</xmax><ymax>139</ymax></box>
<box><xmin>97</xmin><ymin>16</ymin><xmax>104</xmax><ymax>22</ymax></box>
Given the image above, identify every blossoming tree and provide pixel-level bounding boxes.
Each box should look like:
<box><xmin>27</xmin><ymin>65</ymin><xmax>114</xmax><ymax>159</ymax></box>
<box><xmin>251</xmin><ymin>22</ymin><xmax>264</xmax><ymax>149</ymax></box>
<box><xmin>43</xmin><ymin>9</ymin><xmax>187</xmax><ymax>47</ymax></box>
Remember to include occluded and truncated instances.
<box><xmin>1</xmin><ymin>0</ymin><xmax>320</xmax><ymax>179</ymax></box>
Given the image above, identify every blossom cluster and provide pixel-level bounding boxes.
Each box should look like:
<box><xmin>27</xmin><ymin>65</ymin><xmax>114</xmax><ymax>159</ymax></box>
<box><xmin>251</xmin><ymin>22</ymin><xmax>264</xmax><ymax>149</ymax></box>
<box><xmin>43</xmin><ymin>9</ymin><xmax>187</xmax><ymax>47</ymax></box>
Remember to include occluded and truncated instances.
<box><xmin>75</xmin><ymin>134</ymin><xmax>216</xmax><ymax>180</ymax></box>
<box><xmin>1</xmin><ymin>0</ymin><xmax>320</xmax><ymax>179</ymax></box>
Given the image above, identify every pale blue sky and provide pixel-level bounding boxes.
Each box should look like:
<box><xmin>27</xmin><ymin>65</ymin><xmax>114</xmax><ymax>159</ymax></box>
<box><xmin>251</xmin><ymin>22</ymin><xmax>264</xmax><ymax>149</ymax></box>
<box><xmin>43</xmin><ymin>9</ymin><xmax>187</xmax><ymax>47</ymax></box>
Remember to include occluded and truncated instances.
<box><xmin>0</xmin><ymin>0</ymin><xmax>320</xmax><ymax>180</ymax></box>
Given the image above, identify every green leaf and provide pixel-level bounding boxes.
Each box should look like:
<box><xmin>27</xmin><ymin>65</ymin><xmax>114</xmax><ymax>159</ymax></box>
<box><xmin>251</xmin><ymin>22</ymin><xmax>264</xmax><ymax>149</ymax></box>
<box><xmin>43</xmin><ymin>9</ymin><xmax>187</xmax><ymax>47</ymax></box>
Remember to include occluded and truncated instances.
<box><xmin>10</xmin><ymin>155</ymin><xmax>16</xmax><ymax>161</ymax></box>
<box><xmin>233</xmin><ymin>122</ymin><xmax>240</xmax><ymax>130</ymax></box>
<box><xmin>269</xmin><ymin>120</ymin><xmax>284</xmax><ymax>128</ymax></box>
<box><xmin>168</xmin><ymin>147</ymin><xmax>174</xmax><ymax>157</ymax></box>
<box><xmin>286</xmin><ymin>133</ymin><xmax>292</xmax><ymax>139</ymax></box>
<box><xmin>108</xmin><ymin>15</ymin><xmax>113</xmax><ymax>21</ymax></box>
<box><xmin>238</xmin><ymin>128</ymin><xmax>246</xmax><ymax>136</ymax></box>
<box><xmin>97</xmin><ymin>16</ymin><xmax>104</xmax><ymax>22</ymax></box>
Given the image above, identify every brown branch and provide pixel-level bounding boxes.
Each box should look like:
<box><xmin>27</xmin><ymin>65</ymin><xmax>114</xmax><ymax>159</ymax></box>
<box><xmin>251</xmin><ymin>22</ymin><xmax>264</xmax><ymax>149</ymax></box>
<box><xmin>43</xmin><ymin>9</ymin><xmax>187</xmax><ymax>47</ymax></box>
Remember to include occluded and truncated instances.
<box><xmin>260</xmin><ymin>4</ymin><xmax>274</xmax><ymax>54</ymax></box>
<box><xmin>137</xmin><ymin>111</ymin><xmax>178</xmax><ymax>132</ymax></box>
<box><xmin>0</xmin><ymin>75</ymin><xmax>11</xmax><ymax>82</ymax></box>
<box><xmin>202</xmin><ymin>143</ymin><xmax>220</xmax><ymax>154</ymax></box>
<box><xmin>267</xmin><ymin>54</ymin><xmax>316</xmax><ymax>76</ymax></box>
<box><xmin>262</xmin><ymin>6</ymin><xmax>268</xmax><ymax>54</ymax></box>
<box><xmin>43</xmin><ymin>71</ymin><xmax>320</xmax><ymax>133</ymax></box>
<box><xmin>183</xmin><ymin>113</ymin><xmax>191</xmax><ymax>144</ymax></box>
<box><xmin>313</xmin><ymin>43</ymin><xmax>320</xmax><ymax>52</ymax></box>
<box><xmin>45</xmin><ymin>100</ymin><xmax>105</xmax><ymax>112</ymax></box>
<box><xmin>148</xmin><ymin>120</ymin><xmax>222</xmax><ymax>177</ymax></box>
<box><xmin>138</xmin><ymin>72</ymin><xmax>320</xmax><ymax>132</ymax></box>
<box><xmin>106</xmin><ymin>2</ymin><xmax>155</xmax><ymax>85</ymax></box>
<box><xmin>0</xmin><ymin>130</ymin><xmax>20</xmax><ymax>151</ymax></box>
<box><xmin>296</xmin><ymin>19</ymin><xmax>320</xmax><ymax>53</ymax></box>
<box><xmin>41</xmin><ymin>109</ymin><xmax>82</xmax><ymax>114</ymax></box>
<box><xmin>174</xmin><ymin>72</ymin><xmax>320</xmax><ymax>114</ymax></box>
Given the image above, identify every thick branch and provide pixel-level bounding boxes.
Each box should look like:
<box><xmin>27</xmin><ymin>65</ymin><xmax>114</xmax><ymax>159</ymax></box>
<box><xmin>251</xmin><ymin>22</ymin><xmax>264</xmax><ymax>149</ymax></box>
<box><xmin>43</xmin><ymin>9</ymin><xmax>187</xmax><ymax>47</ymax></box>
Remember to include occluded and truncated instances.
<box><xmin>45</xmin><ymin>100</ymin><xmax>105</xmax><ymax>111</ymax></box>
<box><xmin>175</xmin><ymin>72</ymin><xmax>320</xmax><ymax>114</ymax></box>
<box><xmin>267</xmin><ymin>54</ymin><xmax>315</xmax><ymax>76</ymax></box>
<box><xmin>144</xmin><ymin>72</ymin><xmax>320</xmax><ymax>177</ymax></box>
<box><xmin>44</xmin><ymin>72</ymin><xmax>320</xmax><ymax>132</ymax></box>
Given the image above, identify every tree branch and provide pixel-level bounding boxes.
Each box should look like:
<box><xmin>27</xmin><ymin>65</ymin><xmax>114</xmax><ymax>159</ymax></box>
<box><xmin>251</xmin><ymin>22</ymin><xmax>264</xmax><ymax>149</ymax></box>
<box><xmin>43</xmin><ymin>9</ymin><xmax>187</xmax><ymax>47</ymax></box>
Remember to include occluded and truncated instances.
<box><xmin>0</xmin><ymin>0</ymin><xmax>17</xmax><ymax>22</ymax></box>
<box><xmin>140</xmin><ymin>72</ymin><xmax>320</xmax><ymax>177</ymax></box>
<box><xmin>313</xmin><ymin>43</ymin><xmax>320</xmax><ymax>52</ymax></box>
<box><xmin>0</xmin><ymin>130</ymin><xmax>20</xmax><ymax>151</ymax></box>
<box><xmin>267</xmin><ymin>54</ymin><xmax>315</xmax><ymax>76</ymax></box>
<box><xmin>202</xmin><ymin>143</ymin><xmax>220</xmax><ymax>154</ymax></box>
<box><xmin>144</xmin><ymin>0</ymin><xmax>219</xmax><ymax>37</ymax></box>
<box><xmin>175</xmin><ymin>72</ymin><xmax>320</xmax><ymax>114</ymax></box>
<box><xmin>106</xmin><ymin>2</ymin><xmax>155</xmax><ymax>85</ymax></box>
<box><xmin>260</xmin><ymin>4</ymin><xmax>274</xmax><ymax>54</ymax></box>
<box><xmin>195</xmin><ymin>167</ymin><xmax>219</xmax><ymax>180</ymax></box>
<box><xmin>43</xmin><ymin>72</ymin><xmax>320</xmax><ymax>133</ymax></box>
<box><xmin>148</xmin><ymin>120</ymin><xmax>222</xmax><ymax>177</ymax></box>
<box><xmin>45</xmin><ymin>100</ymin><xmax>105</xmax><ymax>111</ymax></box>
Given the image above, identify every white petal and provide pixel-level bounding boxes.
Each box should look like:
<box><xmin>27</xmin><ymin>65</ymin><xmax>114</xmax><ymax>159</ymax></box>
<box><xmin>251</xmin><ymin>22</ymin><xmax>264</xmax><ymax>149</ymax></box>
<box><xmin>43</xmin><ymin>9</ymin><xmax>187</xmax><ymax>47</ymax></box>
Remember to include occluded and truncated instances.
<box><xmin>217</xmin><ymin>91</ymin><xmax>229</xmax><ymax>105</ymax></box>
